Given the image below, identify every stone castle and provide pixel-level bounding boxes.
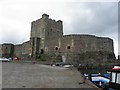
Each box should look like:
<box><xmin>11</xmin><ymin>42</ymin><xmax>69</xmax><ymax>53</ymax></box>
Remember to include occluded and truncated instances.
<box><xmin>0</xmin><ymin>14</ymin><xmax>116</xmax><ymax>65</ymax></box>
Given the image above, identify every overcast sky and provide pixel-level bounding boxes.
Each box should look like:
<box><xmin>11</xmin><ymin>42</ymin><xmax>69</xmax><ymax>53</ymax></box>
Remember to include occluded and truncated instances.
<box><xmin>0</xmin><ymin>0</ymin><xmax>119</xmax><ymax>58</ymax></box>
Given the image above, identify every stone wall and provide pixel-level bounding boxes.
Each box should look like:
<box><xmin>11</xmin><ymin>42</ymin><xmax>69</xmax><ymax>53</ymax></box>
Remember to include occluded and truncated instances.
<box><xmin>31</xmin><ymin>19</ymin><xmax>46</xmax><ymax>38</ymax></box>
<box><xmin>45</xmin><ymin>34</ymin><xmax>114</xmax><ymax>53</ymax></box>
<box><xmin>22</xmin><ymin>41</ymin><xmax>30</xmax><ymax>56</ymax></box>
<box><xmin>45</xmin><ymin>19</ymin><xmax>63</xmax><ymax>39</ymax></box>
<box><xmin>0</xmin><ymin>44</ymin><xmax>2</xmax><ymax>57</ymax></box>
<box><xmin>69</xmin><ymin>34</ymin><xmax>113</xmax><ymax>53</ymax></box>
<box><xmin>0</xmin><ymin>41</ymin><xmax>30</xmax><ymax>58</ymax></box>
<box><xmin>44</xmin><ymin>34</ymin><xmax>115</xmax><ymax>65</ymax></box>
<box><xmin>45</xmin><ymin>37</ymin><xmax>60</xmax><ymax>53</ymax></box>
<box><xmin>2</xmin><ymin>43</ymin><xmax>14</xmax><ymax>58</ymax></box>
<box><xmin>14</xmin><ymin>44</ymin><xmax>22</xmax><ymax>57</ymax></box>
<box><xmin>14</xmin><ymin>41</ymin><xmax>30</xmax><ymax>58</ymax></box>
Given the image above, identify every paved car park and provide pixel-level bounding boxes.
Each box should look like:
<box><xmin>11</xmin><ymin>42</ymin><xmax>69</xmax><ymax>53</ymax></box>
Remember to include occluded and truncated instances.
<box><xmin>2</xmin><ymin>62</ymin><xmax>100</xmax><ymax>89</ymax></box>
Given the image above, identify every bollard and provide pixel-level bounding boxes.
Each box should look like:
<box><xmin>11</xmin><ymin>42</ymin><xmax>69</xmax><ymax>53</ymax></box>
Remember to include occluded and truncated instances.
<box><xmin>88</xmin><ymin>74</ymin><xmax>92</xmax><ymax>81</ymax></box>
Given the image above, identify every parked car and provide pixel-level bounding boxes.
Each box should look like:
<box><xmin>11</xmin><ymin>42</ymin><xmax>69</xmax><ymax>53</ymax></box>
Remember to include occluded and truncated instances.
<box><xmin>61</xmin><ymin>62</ymin><xmax>73</xmax><ymax>68</ymax></box>
<box><xmin>8</xmin><ymin>57</ymin><xmax>12</xmax><ymax>60</ymax></box>
<box><xmin>63</xmin><ymin>64</ymin><xmax>72</xmax><ymax>68</ymax></box>
<box><xmin>12</xmin><ymin>57</ymin><xmax>20</xmax><ymax>60</ymax></box>
<box><xmin>55</xmin><ymin>63</ymin><xmax>61</xmax><ymax>66</ymax></box>
<box><xmin>0</xmin><ymin>58</ymin><xmax>10</xmax><ymax>62</ymax></box>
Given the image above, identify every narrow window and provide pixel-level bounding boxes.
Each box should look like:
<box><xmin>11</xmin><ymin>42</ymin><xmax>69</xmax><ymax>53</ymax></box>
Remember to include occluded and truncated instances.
<box><xmin>55</xmin><ymin>47</ymin><xmax>58</xmax><ymax>51</ymax></box>
<box><xmin>67</xmin><ymin>46</ymin><xmax>71</xmax><ymax>49</ymax></box>
<box><xmin>40</xmin><ymin>49</ymin><xmax>44</xmax><ymax>54</ymax></box>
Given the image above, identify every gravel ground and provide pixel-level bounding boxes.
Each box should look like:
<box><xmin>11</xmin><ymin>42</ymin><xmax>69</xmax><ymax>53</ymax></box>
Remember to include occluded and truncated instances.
<box><xmin>2</xmin><ymin>62</ymin><xmax>100</xmax><ymax>89</ymax></box>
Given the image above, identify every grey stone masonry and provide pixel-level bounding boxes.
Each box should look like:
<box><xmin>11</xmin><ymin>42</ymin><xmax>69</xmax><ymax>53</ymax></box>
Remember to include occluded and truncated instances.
<box><xmin>0</xmin><ymin>14</ymin><xmax>116</xmax><ymax>65</ymax></box>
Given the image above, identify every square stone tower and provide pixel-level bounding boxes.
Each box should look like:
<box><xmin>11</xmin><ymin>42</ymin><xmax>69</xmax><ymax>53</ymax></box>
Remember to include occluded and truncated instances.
<box><xmin>1</xmin><ymin>43</ymin><xmax>14</xmax><ymax>58</ymax></box>
<box><xmin>30</xmin><ymin>14</ymin><xmax>63</xmax><ymax>57</ymax></box>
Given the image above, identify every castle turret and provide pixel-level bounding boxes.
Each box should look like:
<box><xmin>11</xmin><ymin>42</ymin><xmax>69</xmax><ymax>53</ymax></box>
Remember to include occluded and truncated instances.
<box><xmin>42</xmin><ymin>13</ymin><xmax>49</xmax><ymax>19</ymax></box>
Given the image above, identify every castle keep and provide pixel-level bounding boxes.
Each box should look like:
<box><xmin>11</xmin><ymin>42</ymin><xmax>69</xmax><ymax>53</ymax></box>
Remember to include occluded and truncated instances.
<box><xmin>0</xmin><ymin>14</ymin><xmax>116</xmax><ymax>65</ymax></box>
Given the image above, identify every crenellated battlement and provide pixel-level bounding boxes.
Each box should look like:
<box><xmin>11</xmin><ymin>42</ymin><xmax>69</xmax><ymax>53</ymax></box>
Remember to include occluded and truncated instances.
<box><xmin>42</xmin><ymin>13</ymin><xmax>49</xmax><ymax>19</ymax></box>
<box><xmin>63</xmin><ymin>34</ymin><xmax>112</xmax><ymax>40</ymax></box>
<box><xmin>32</xmin><ymin>14</ymin><xmax>62</xmax><ymax>26</ymax></box>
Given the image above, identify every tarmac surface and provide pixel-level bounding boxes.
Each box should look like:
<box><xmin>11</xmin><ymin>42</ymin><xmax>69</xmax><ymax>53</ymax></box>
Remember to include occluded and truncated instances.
<box><xmin>2</xmin><ymin>62</ymin><xmax>100</xmax><ymax>89</ymax></box>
